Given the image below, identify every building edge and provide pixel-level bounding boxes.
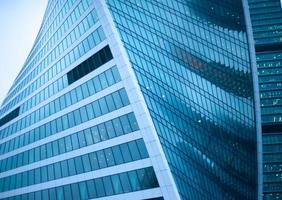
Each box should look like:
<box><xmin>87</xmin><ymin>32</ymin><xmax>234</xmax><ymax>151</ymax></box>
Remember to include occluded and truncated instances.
<box><xmin>93</xmin><ymin>0</ymin><xmax>181</xmax><ymax>199</ymax></box>
<box><xmin>242</xmin><ymin>0</ymin><xmax>263</xmax><ymax>199</ymax></box>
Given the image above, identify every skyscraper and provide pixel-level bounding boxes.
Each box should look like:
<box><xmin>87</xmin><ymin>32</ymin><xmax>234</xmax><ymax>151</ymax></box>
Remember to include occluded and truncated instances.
<box><xmin>248</xmin><ymin>0</ymin><xmax>282</xmax><ymax>199</ymax></box>
<box><xmin>0</xmin><ymin>0</ymin><xmax>261</xmax><ymax>199</ymax></box>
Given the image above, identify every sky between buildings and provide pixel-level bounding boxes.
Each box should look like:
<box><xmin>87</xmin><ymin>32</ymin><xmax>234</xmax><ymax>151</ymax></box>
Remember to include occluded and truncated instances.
<box><xmin>0</xmin><ymin>0</ymin><xmax>47</xmax><ymax>106</ymax></box>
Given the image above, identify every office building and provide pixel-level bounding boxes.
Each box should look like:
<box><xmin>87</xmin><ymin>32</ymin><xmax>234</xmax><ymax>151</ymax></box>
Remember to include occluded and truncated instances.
<box><xmin>248</xmin><ymin>0</ymin><xmax>282</xmax><ymax>199</ymax></box>
<box><xmin>0</xmin><ymin>0</ymin><xmax>261</xmax><ymax>199</ymax></box>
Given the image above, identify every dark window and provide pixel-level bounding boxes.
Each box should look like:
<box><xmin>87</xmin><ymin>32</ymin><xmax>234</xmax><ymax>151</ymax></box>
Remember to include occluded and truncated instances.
<box><xmin>67</xmin><ymin>45</ymin><xmax>113</xmax><ymax>84</ymax></box>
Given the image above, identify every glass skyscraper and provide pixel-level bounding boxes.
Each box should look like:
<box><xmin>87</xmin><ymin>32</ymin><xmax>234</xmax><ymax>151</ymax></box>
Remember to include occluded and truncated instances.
<box><xmin>0</xmin><ymin>0</ymin><xmax>261</xmax><ymax>199</ymax></box>
<box><xmin>248</xmin><ymin>0</ymin><xmax>282</xmax><ymax>199</ymax></box>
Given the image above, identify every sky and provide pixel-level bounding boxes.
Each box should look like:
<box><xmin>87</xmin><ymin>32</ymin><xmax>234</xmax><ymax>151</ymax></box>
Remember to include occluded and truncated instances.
<box><xmin>0</xmin><ymin>0</ymin><xmax>47</xmax><ymax>106</ymax></box>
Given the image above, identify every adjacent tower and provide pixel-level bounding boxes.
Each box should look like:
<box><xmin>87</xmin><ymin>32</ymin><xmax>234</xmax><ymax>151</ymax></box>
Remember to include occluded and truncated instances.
<box><xmin>0</xmin><ymin>0</ymin><xmax>261</xmax><ymax>199</ymax></box>
<box><xmin>248</xmin><ymin>0</ymin><xmax>282</xmax><ymax>199</ymax></box>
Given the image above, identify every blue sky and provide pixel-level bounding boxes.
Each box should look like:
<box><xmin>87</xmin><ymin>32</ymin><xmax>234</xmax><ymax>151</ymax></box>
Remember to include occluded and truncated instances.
<box><xmin>0</xmin><ymin>0</ymin><xmax>47</xmax><ymax>105</ymax></box>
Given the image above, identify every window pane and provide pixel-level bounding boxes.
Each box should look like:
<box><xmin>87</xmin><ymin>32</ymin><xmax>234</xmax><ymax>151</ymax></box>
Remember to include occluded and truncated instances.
<box><xmin>127</xmin><ymin>113</ymin><xmax>139</xmax><ymax>131</ymax></box>
<box><xmin>99</xmin><ymin>98</ymin><xmax>109</xmax><ymax>115</ymax></box>
<box><xmin>128</xmin><ymin>170</ymin><xmax>140</xmax><ymax>191</ymax></box>
<box><xmin>104</xmin><ymin>120</ymin><xmax>116</xmax><ymax>139</ymax></box>
<box><xmin>68</xmin><ymin>158</ymin><xmax>76</xmax><ymax>176</ymax></box>
<box><xmin>120</xmin><ymin>115</ymin><xmax>131</xmax><ymax>134</ymax></box>
<box><xmin>63</xmin><ymin>185</ymin><xmax>72</xmax><ymax>199</ymax></box>
<box><xmin>128</xmin><ymin>140</ymin><xmax>141</xmax><ymax>161</ymax></box>
<box><xmin>98</xmin><ymin>123</ymin><xmax>108</xmax><ymax>141</ymax></box>
<box><xmin>97</xmin><ymin>150</ymin><xmax>107</xmax><ymax>168</ymax></box>
<box><xmin>119</xmin><ymin>173</ymin><xmax>132</xmax><ymax>193</ymax></box>
<box><xmin>84</xmin><ymin>129</ymin><xmax>93</xmax><ymax>146</ymax></box>
<box><xmin>89</xmin><ymin>152</ymin><xmax>99</xmax><ymax>170</ymax></box>
<box><xmin>112</xmin><ymin>118</ymin><xmax>123</xmax><ymax>136</ymax></box>
<box><xmin>104</xmin><ymin>148</ymin><xmax>115</xmax><ymax>166</ymax></box>
<box><xmin>74</xmin><ymin>157</ymin><xmax>84</xmax><ymax>174</ymax></box>
<box><xmin>71</xmin><ymin>183</ymin><xmax>81</xmax><ymax>200</ymax></box>
<box><xmin>112</xmin><ymin>145</ymin><xmax>124</xmax><ymax>165</ymax></box>
<box><xmin>86</xmin><ymin>180</ymin><xmax>97</xmax><ymax>199</ymax></box>
<box><xmin>78</xmin><ymin>131</ymin><xmax>87</xmax><ymax>148</ymax></box>
<box><xmin>111</xmin><ymin>174</ymin><xmax>123</xmax><ymax>194</ymax></box>
<box><xmin>103</xmin><ymin>176</ymin><xmax>114</xmax><ymax>196</ymax></box>
<box><xmin>136</xmin><ymin>139</ymin><xmax>149</xmax><ymax>159</ymax></box>
<box><xmin>91</xmin><ymin>126</ymin><xmax>100</xmax><ymax>143</ymax></box>
<box><xmin>81</xmin><ymin>154</ymin><xmax>91</xmax><ymax>172</ymax></box>
<box><xmin>79</xmin><ymin>182</ymin><xmax>88</xmax><ymax>200</ymax></box>
<box><xmin>95</xmin><ymin>178</ymin><xmax>105</xmax><ymax>197</ymax></box>
<box><xmin>92</xmin><ymin>101</ymin><xmax>101</xmax><ymax>117</ymax></box>
<box><xmin>120</xmin><ymin>143</ymin><xmax>132</xmax><ymax>162</ymax></box>
<box><xmin>56</xmin><ymin>186</ymin><xmax>64</xmax><ymax>200</ymax></box>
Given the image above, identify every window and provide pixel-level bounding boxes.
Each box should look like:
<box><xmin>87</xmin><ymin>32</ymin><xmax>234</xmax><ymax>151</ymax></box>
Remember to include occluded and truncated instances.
<box><xmin>104</xmin><ymin>148</ymin><xmax>115</xmax><ymax>166</ymax></box>
<box><xmin>128</xmin><ymin>170</ymin><xmax>140</xmax><ymax>191</ymax></box>
<box><xmin>79</xmin><ymin>182</ymin><xmax>88</xmax><ymax>200</ymax></box>
<box><xmin>71</xmin><ymin>183</ymin><xmax>81</xmax><ymax>200</ymax></box>
<box><xmin>95</xmin><ymin>178</ymin><xmax>105</xmax><ymax>197</ymax></box>
<box><xmin>128</xmin><ymin>140</ymin><xmax>141</xmax><ymax>161</ymax></box>
<box><xmin>111</xmin><ymin>174</ymin><xmax>123</xmax><ymax>194</ymax></box>
<box><xmin>89</xmin><ymin>152</ymin><xmax>99</xmax><ymax>170</ymax></box>
<box><xmin>68</xmin><ymin>159</ymin><xmax>76</xmax><ymax>176</ymax></box>
<box><xmin>112</xmin><ymin>118</ymin><xmax>123</xmax><ymax>136</ymax></box>
<box><xmin>61</xmin><ymin>160</ymin><xmax>69</xmax><ymax>177</ymax></box>
<box><xmin>81</xmin><ymin>154</ymin><xmax>91</xmax><ymax>172</ymax></box>
<box><xmin>98</xmin><ymin>123</ymin><xmax>108</xmax><ymax>141</ymax></box>
<box><xmin>97</xmin><ymin>150</ymin><xmax>107</xmax><ymax>168</ymax></box>
<box><xmin>105</xmin><ymin>120</ymin><xmax>115</xmax><ymax>139</ymax></box>
<box><xmin>99</xmin><ymin>98</ymin><xmax>109</xmax><ymax>115</ymax></box>
<box><xmin>91</xmin><ymin>126</ymin><xmax>101</xmax><ymax>143</ymax></box>
<box><xmin>75</xmin><ymin>157</ymin><xmax>84</xmax><ymax>174</ymax></box>
<box><xmin>86</xmin><ymin>180</ymin><xmax>97</xmax><ymax>198</ymax></box>
<box><xmin>136</xmin><ymin>139</ymin><xmax>148</xmax><ymax>159</ymax></box>
<box><xmin>128</xmin><ymin>113</ymin><xmax>139</xmax><ymax>131</ymax></box>
<box><xmin>120</xmin><ymin>143</ymin><xmax>132</xmax><ymax>162</ymax></box>
<box><xmin>103</xmin><ymin>176</ymin><xmax>114</xmax><ymax>196</ymax></box>
<box><xmin>105</xmin><ymin>94</ymin><xmax>116</xmax><ymax>112</ymax></box>
<box><xmin>84</xmin><ymin>129</ymin><xmax>93</xmax><ymax>146</ymax></box>
<box><xmin>78</xmin><ymin>131</ymin><xmax>87</xmax><ymax>148</ymax></box>
<box><xmin>119</xmin><ymin>173</ymin><xmax>132</xmax><ymax>193</ymax></box>
<box><xmin>71</xmin><ymin>133</ymin><xmax>79</xmax><ymax>150</ymax></box>
<box><xmin>120</xmin><ymin>115</ymin><xmax>131</xmax><ymax>134</ymax></box>
<box><xmin>112</xmin><ymin>145</ymin><xmax>124</xmax><ymax>165</ymax></box>
<box><xmin>56</xmin><ymin>186</ymin><xmax>64</xmax><ymax>200</ymax></box>
<box><xmin>92</xmin><ymin>101</ymin><xmax>101</xmax><ymax>117</ymax></box>
<box><xmin>54</xmin><ymin>162</ymin><xmax>62</xmax><ymax>179</ymax></box>
<box><xmin>111</xmin><ymin>91</ymin><xmax>123</xmax><ymax>109</ymax></box>
<box><xmin>63</xmin><ymin>185</ymin><xmax>72</xmax><ymax>200</ymax></box>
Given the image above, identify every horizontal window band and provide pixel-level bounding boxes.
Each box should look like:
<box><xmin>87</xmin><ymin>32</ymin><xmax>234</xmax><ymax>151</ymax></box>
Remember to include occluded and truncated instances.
<box><xmin>262</xmin><ymin>123</ymin><xmax>282</xmax><ymax>134</ymax></box>
<box><xmin>256</xmin><ymin>43</ymin><xmax>282</xmax><ymax>53</ymax></box>
<box><xmin>67</xmin><ymin>45</ymin><xmax>113</xmax><ymax>85</ymax></box>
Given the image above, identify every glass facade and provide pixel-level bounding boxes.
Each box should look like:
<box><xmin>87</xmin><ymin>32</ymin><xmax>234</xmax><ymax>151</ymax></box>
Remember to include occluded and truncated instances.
<box><xmin>0</xmin><ymin>0</ymin><xmax>260</xmax><ymax>199</ymax></box>
<box><xmin>107</xmin><ymin>0</ymin><xmax>259</xmax><ymax>199</ymax></box>
<box><xmin>248</xmin><ymin>0</ymin><xmax>282</xmax><ymax>199</ymax></box>
<box><xmin>0</xmin><ymin>0</ymin><xmax>162</xmax><ymax>199</ymax></box>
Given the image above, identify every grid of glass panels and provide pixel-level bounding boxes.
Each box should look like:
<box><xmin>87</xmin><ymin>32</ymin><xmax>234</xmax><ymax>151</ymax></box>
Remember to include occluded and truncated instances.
<box><xmin>0</xmin><ymin>5</ymin><xmax>101</xmax><ymax>117</ymax></box>
<box><xmin>0</xmin><ymin>66</ymin><xmax>120</xmax><ymax>155</ymax></box>
<box><xmin>0</xmin><ymin>138</ymin><xmax>148</xmax><ymax>192</ymax></box>
<box><xmin>2</xmin><ymin>0</ymin><xmax>92</xmax><ymax>108</ymax></box>
<box><xmin>1</xmin><ymin>167</ymin><xmax>159</xmax><ymax>200</ymax></box>
<box><xmin>0</xmin><ymin>1</ymin><xmax>159</xmax><ymax>199</ymax></box>
<box><xmin>0</xmin><ymin>112</ymin><xmax>139</xmax><ymax>172</ymax></box>
<box><xmin>107</xmin><ymin>0</ymin><xmax>258</xmax><ymax>199</ymax></box>
<box><xmin>0</xmin><ymin>63</ymin><xmax>118</xmax><ymax>140</ymax></box>
<box><xmin>249</xmin><ymin>0</ymin><xmax>282</xmax><ymax>197</ymax></box>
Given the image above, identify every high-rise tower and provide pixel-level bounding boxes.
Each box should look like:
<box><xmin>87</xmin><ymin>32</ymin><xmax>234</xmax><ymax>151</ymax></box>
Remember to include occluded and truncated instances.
<box><xmin>0</xmin><ymin>0</ymin><xmax>261</xmax><ymax>199</ymax></box>
<box><xmin>248</xmin><ymin>0</ymin><xmax>282</xmax><ymax>199</ymax></box>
